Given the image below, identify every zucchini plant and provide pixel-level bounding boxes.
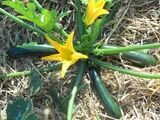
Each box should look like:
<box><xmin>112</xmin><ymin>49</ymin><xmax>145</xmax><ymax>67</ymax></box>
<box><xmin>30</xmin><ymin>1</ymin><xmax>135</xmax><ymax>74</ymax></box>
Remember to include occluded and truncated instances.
<box><xmin>0</xmin><ymin>0</ymin><xmax>160</xmax><ymax>119</ymax></box>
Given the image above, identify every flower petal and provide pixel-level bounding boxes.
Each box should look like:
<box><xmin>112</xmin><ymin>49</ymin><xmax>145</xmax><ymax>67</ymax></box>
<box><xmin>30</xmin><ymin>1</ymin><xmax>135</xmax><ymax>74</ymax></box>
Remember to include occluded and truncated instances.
<box><xmin>84</xmin><ymin>0</ymin><xmax>109</xmax><ymax>26</ymax></box>
<box><xmin>41</xmin><ymin>54</ymin><xmax>62</xmax><ymax>61</ymax></box>
<box><xmin>45</xmin><ymin>35</ymin><xmax>64</xmax><ymax>52</ymax></box>
<box><xmin>61</xmin><ymin>61</ymin><xmax>72</xmax><ymax>78</ymax></box>
<box><xmin>70</xmin><ymin>53</ymin><xmax>88</xmax><ymax>67</ymax></box>
<box><xmin>43</xmin><ymin>32</ymin><xmax>88</xmax><ymax>78</ymax></box>
<box><xmin>95</xmin><ymin>0</ymin><xmax>105</xmax><ymax>9</ymax></box>
<box><xmin>88</xmin><ymin>9</ymin><xmax>109</xmax><ymax>25</ymax></box>
<box><xmin>65</xmin><ymin>31</ymin><xmax>75</xmax><ymax>52</ymax></box>
<box><xmin>87</xmin><ymin>0</ymin><xmax>94</xmax><ymax>15</ymax></box>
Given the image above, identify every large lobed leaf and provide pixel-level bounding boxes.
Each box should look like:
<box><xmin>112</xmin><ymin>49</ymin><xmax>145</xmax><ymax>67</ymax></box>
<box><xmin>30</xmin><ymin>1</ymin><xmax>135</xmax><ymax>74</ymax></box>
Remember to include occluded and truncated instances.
<box><xmin>6</xmin><ymin>97</ymin><xmax>38</xmax><ymax>120</ymax></box>
<box><xmin>2</xmin><ymin>0</ymin><xmax>58</xmax><ymax>32</ymax></box>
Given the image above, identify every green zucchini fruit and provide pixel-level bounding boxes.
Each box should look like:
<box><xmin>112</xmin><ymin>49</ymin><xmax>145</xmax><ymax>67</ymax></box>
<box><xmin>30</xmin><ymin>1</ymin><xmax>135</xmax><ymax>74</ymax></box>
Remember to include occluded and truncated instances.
<box><xmin>89</xmin><ymin>67</ymin><xmax>122</xmax><ymax>119</ymax></box>
<box><xmin>7</xmin><ymin>42</ymin><xmax>57</xmax><ymax>57</ymax></box>
<box><xmin>7</xmin><ymin>42</ymin><xmax>157</xmax><ymax>67</ymax></box>
<box><xmin>101</xmin><ymin>45</ymin><xmax>157</xmax><ymax>67</ymax></box>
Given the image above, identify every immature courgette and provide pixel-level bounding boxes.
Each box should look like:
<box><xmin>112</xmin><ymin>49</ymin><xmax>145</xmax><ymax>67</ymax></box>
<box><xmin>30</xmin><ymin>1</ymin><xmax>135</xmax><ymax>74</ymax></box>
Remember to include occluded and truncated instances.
<box><xmin>7</xmin><ymin>42</ymin><xmax>57</xmax><ymax>57</ymax></box>
<box><xmin>89</xmin><ymin>67</ymin><xmax>122</xmax><ymax>119</ymax></box>
<box><xmin>8</xmin><ymin>43</ymin><xmax>157</xmax><ymax>67</ymax></box>
<box><xmin>101</xmin><ymin>45</ymin><xmax>157</xmax><ymax>67</ymax></box>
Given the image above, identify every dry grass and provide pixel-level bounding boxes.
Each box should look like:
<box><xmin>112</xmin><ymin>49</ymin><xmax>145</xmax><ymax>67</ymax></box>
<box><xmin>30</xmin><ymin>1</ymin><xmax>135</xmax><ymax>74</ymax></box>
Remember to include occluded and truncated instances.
<box><xmin>0</xmin><ymin>0</ymin><xmax>160</xmax><ymax>120</ymax></box>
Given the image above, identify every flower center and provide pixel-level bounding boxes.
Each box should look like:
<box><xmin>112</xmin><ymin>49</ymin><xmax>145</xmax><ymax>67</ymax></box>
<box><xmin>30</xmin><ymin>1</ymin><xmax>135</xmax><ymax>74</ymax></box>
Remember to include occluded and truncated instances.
<box><xmin>61</xmin><ymin>49</ymin><xmax>73</xmax><ymax>60</ymax></box>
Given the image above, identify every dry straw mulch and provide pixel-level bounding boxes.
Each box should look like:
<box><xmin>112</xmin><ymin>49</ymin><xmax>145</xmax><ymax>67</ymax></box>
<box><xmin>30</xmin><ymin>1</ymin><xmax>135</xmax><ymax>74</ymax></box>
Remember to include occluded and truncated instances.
<box><xmin>0</xmin><ymin>0</ymin><xmax>160</xmax><ymax>120</ymax></box>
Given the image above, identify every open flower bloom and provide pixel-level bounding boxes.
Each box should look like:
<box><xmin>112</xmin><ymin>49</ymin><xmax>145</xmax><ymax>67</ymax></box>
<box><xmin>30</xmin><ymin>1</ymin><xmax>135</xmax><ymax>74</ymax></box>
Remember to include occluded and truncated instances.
<box><xmin>84</xmin><ymin>0</ymin><xmax>109</xmax><ymax>26</ymax></box>
<box><xmin>41</xmin><ymin>32</ymin><xmax>88</xmax><ymax>78</ymax></box>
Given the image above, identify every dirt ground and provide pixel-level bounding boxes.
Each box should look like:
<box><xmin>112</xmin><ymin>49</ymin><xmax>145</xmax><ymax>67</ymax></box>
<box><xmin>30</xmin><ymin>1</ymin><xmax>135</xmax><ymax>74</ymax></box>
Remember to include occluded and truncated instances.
<box><xmin>0</xmin><ymin>0</ymin><xmax>160</xmax><ymax>120</ymax></box>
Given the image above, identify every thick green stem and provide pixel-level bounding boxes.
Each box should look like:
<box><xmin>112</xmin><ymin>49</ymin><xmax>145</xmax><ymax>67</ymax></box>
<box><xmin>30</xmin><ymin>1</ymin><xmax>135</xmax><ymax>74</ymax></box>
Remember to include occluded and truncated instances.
<box><xmin>75</xmin><ymin>0</ymin><xmax>84</xmax><ymax>39</ymax></box>
<box><xmin>93</xmin><ymin>43</ymin><xmax>160</xmax><ymax>55</ymax></box>
<box><xmin>67</xmin><ymin>61</ymin><xmax>85</xmax><ymax>120</ymax></box>
<box><xmin>32</xmin><ymin>0</ymin><xmax>43</xmax><ymax>10</ymax></box>
<box><xmin>54</xmin><ymin>23</ymin><xmax>68</xmax><ymax>40</ymax></box>
<box><xmin>0</xmin><ymin>8</ymin><xmax>45</xmax><ymax>36</ymax></box>
<box><xmin>0</xmin><ymin>63</ymin><xmax>61</xmax><ymax>79</ymax></box>
<box><xmin>90</xmin><ymin>57</ymin><xmax>160</xmax><ymax>79</ymax></box>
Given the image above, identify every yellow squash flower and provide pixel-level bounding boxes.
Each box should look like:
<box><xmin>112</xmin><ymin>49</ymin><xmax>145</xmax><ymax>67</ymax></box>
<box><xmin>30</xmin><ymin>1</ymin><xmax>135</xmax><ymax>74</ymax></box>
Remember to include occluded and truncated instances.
<box><xmin>41</xmin><ymin>32</ymin><xmax>88</xmax><ymax>78</ymax></box>
<box><xmin>84</xmin><ymin>0</ymin><xmax>109</xmax><ymax>26</ymax></box>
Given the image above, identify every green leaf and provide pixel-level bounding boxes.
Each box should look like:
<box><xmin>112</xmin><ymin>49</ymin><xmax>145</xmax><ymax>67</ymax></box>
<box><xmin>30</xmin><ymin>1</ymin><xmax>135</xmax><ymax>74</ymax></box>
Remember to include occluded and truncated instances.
<box><xmin>29</xmin><ymin>71</ymin><xmax>43</xmax><ymax>96</ymax></box>
<box><xmin>16</xmin><ymin>42</ymin><xmax>38</xmax><ymax>48</ymax></box>
<box><xmin>2</xmin><ymin>0</ymin><xmax>58</xmax><ymax>32</ymax></box>
<box><xmin>38</xmin><ymin>9</ymin><xmax>57</xmax><ymax>32</ymax></box>
<box><xmin>6</xmin><ymin>97</ymin><xmax>33</xmax><ymax>120</ymax></box>
<box><xmin>90</xmin><ymin>19</ymin><xmax>102</xmax><ymax>42</ymax></box>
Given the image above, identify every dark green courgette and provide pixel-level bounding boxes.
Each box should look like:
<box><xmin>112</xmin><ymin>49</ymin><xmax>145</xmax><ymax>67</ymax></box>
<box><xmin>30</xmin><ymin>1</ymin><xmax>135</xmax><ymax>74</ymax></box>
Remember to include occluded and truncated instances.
<box><xmin>101</xmin><ymin>45</ymin><xmax>157</xmax><ymax>67</ymax></box>
<box><xmin>89</xmin><ymin>67</ymin><xmax>122</xmax><ymax>119</ymax></box>
<box><xmin>7</xmin><ymin>42</ymin><xmax>157</xmax><ymax>67</ymax></box>
<box><xmin>7</xmin><ymin>42</ymin><xmax>57</xmax><ymax>57</ymax></box>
